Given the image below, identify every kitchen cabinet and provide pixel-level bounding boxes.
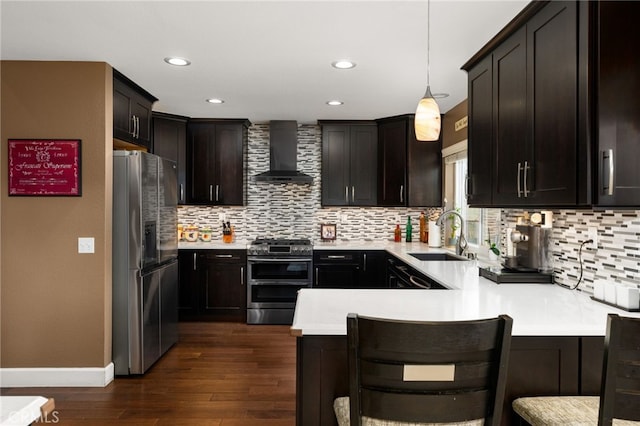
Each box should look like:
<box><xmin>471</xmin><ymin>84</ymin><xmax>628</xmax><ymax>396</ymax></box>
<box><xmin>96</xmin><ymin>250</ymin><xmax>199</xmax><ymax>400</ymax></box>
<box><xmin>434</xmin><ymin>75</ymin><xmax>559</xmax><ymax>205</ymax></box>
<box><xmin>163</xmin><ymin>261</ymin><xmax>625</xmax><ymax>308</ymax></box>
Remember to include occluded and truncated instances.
<box><xmin>466</xmin><ymin>55</ymin><xmax>494</xmax><ymax>206</ymax></box>
<box><xmin>463</xmin><ymin>1</ymin><xmax>588</xmax><ymax>207</ymax></box>
<box><xmin>178</xmin><ymin>250</ymin><xmax>200</xmax><ymax>320</ymax></box>
<box><xmin>313</xmin><ymin>250</ymin><xmax>386</xmax><ymax>289</ymax></box>
<box><xmin>377</xmin><ymin>114</ymin><xmax>442</xmax><ymax>207</ymax></box>
<box><xmin>320</xmin><ymin>122</ymin><xmax>377</xmax><ymax>206</ymax></box>
<box><xmin>595</xmin><ymin>1</ymin><xmax>640</xmax><ymax>206</ymax></box>
<box><xmin>113</xmin><ymin>69</ymin><xmax>157</xmax><ymax>149</ymax></box>
<box><xmin>152</xmin><ymin>112</ymin><xmax>188</xmax><ymax>204</ymax></box>
<box><xmin>178</xmin><ymin>250</ymin><xmax>247</xmax><ymax>322</ymax></box>
<box><xmin>187</xmin><ymin>119</ymin><xmax>249</xmax><ymax>206</ymax></box>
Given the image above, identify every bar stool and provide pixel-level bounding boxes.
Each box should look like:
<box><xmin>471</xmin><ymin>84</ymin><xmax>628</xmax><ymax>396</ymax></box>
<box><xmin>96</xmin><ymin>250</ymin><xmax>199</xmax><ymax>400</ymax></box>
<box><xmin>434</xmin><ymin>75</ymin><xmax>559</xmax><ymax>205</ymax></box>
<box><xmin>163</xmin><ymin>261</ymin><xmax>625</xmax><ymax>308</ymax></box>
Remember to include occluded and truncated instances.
<box><xmin>334</xmin><ymin>313</ymin><xmax>513</xmax><ymax>426</ymax></box>
<box><xmin>512</xmin><ymin>314</ymin><xmax>640</xmax><ymax>425</ymax></box>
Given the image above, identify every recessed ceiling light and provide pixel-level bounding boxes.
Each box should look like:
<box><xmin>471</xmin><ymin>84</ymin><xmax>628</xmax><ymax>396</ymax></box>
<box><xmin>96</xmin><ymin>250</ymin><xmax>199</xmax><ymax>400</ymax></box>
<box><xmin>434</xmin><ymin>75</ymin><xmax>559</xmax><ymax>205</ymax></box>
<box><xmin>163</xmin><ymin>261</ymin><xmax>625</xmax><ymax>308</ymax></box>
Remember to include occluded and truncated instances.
<box><xmin>164</xmin><ymin>57</ymin><xmax>191</xmax><ymax>66</ymax></box>
<box><xmin>206</xmin><ymin>98</ymin><xmax>225</xmax><ymax>104</ymax></box>
<box><xmin>326</xmin><ymin>100</ymin><xmax>344</xmax><ymax>106</ymax></box>
<box><xmin>432</xmin><ymin>93</ymin><xmax>450</xmax><ymax>99</ymax></box>
<box><xmin>331</xmin><ymin>60</ymin><xmax>356</xmax><ymax>70</ymax></box>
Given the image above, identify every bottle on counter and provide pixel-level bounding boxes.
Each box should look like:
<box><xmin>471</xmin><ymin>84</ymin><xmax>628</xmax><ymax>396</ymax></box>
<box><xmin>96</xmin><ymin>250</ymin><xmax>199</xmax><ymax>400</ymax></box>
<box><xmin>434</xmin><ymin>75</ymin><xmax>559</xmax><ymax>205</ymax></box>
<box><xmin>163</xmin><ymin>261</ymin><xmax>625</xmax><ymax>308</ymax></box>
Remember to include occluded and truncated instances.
<box><xmin>405</xmin><ymin>216</ymin><xmax>412</xmax><ymax>242</ymax></box>
<box><xmin>419</xmin><ymin>211</ymin><xmax>427</xmax><ymax>243</ymax></box>
<box><xmin>394</xmin><ymin>224</ymin><xmax>402</xmax><ymax>242</ymax></box>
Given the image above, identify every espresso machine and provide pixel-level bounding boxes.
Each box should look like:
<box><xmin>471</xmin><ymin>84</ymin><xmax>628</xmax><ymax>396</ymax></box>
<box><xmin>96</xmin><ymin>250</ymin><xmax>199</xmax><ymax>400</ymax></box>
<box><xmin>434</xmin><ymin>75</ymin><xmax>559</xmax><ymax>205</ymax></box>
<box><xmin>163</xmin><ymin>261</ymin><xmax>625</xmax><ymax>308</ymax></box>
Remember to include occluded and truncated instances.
<box><xmin>479</xmin><ymin>224</ymin><xmax>554</xmax><ymax>284</ymax></box>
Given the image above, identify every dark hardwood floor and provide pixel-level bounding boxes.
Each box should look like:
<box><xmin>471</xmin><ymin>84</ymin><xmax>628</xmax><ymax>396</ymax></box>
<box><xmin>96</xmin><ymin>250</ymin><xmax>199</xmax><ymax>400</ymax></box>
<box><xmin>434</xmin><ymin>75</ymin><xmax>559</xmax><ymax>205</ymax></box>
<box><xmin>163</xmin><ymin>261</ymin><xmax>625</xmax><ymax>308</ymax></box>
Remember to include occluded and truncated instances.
<box><xmin>2</xmin><ymin>322</ymin><xmax>297</xmax><ymax>425</ymax></box>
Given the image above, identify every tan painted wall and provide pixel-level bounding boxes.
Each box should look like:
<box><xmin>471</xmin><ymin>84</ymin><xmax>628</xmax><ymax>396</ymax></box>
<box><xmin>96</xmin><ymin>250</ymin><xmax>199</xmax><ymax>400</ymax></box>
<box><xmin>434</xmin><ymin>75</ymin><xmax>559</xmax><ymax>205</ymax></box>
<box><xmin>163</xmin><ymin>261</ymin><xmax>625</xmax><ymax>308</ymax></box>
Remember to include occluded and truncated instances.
<box><xmin>442</xmin><ymin>99</ymin><xmax>468</xmax><ymax>148</ymax></box>
<box><xmin>1</xmin><ymin>61</ymin><xmax>113</xmax><ymax>368</ymax></box>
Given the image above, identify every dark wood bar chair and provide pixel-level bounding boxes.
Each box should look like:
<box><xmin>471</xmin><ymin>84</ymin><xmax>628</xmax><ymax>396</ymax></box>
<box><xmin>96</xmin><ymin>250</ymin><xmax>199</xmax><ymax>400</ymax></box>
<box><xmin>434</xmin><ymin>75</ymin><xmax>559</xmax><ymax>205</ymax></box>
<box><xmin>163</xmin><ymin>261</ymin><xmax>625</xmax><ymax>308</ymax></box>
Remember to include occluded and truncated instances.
<box><xmin>334</xmin><ymin>313</ymin><xmax>513</xmax><ymax>426</ymax></box>
<box><xmin>513</xmin><ymin>314</ymin><xmax>640</xmax><ymax>425</ymax></box>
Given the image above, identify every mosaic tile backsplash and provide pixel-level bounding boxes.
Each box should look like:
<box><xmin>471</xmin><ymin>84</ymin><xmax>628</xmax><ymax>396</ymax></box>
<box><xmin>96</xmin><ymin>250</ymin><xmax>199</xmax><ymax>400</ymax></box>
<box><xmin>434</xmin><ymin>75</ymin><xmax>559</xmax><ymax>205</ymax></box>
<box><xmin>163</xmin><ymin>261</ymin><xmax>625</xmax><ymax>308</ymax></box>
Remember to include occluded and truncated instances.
<box><xmin>179</xmin><ymin>123</ymin><xmax>640</xmax><ymax>294</ymax></box>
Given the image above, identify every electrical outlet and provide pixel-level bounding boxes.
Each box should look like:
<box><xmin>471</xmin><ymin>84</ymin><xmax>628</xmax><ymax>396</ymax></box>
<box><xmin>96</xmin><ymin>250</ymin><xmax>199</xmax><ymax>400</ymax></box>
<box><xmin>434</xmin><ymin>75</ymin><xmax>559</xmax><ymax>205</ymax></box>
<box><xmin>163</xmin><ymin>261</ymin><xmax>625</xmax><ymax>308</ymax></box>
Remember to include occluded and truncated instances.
<box><xmin>78</xmin><ymin>237</ymin><xmax>95</xmax><ymax>254</ymax></box>
<box><xmin>587</xmin><ymin>227</ymin><xmax>598</xmax><ymax>250</ymax></box>
<box><xmin>219</xmin><ymin>213</ymin><xmax>226</xmax><ymax>222</ymax></box>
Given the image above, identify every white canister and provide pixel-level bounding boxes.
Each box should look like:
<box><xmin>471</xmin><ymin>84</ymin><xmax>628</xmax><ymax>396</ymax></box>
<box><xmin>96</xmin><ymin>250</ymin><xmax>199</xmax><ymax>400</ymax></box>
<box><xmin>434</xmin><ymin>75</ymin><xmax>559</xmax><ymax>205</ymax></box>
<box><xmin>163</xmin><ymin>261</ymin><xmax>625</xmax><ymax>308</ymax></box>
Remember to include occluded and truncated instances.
<box><xmin>616</xmin><ymin>285</ymin><xmax>640</xmax><ymax>310</ymax></box>
<box><xmin>604</xmin><ymin>282</ymin><xmax>617</xmax><ymax>305</ymax></box>
<box><xmin>428</xmin><ymin>221</ymin><xmax>441</xmax><ymax>247</ymax></box>
<box><xmin>592</xmin><ymin>281</ymin><xmax>605</xmax><ymax>301</ymax></box>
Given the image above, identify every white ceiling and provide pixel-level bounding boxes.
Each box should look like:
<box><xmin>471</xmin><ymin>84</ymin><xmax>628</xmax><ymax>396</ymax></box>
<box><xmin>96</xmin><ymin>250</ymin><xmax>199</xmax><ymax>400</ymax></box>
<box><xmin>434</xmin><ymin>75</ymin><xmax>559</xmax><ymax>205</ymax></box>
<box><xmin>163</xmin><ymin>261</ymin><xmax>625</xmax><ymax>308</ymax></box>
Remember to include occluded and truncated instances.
<box><xmin>0</xmin><ymin>0</ymin><xmax>528</xmax><ymax>124</ymax></box>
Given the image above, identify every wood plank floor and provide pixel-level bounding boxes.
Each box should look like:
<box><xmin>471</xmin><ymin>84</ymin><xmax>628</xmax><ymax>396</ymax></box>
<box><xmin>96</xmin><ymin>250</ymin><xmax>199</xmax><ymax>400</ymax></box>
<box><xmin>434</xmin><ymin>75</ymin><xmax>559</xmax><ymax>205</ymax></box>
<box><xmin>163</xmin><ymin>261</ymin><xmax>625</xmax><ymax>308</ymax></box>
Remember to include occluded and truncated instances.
<box><xmin>2</xmin><ymin>322</ymin><xmax>297</xmax><ymax>425</ymax></box>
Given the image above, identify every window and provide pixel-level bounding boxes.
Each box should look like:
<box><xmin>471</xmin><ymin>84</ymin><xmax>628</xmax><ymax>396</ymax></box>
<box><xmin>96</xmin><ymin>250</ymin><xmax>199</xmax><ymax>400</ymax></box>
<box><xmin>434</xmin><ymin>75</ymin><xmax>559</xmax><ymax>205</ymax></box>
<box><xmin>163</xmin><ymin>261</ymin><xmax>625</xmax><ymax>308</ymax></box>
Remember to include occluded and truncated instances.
<box><xmin>443</xmin><ymin>142</ymin><xmax>499</xmax><ymax>257</ymax></box>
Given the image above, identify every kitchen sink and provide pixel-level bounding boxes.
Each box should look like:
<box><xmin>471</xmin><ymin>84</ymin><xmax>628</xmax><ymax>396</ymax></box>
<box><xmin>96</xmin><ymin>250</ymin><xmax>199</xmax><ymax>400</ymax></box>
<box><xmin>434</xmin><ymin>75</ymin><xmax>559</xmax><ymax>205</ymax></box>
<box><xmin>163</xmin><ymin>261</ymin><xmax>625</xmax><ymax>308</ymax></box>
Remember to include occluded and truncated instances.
<box><xmin>408</xmin><ymin>253</ymin><xmax>468</xmax><ymax>261</ymax></box>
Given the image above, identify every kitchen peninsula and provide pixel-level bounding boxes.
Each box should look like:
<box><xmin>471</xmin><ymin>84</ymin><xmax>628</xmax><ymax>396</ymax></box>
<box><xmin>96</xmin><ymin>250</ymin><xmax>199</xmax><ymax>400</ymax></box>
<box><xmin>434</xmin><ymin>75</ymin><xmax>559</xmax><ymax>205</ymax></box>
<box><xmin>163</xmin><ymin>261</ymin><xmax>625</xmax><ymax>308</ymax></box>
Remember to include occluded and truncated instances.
<box><xmin>292</xmin><ymin>243</ymin><xmax>640</xmax><ymax>426</ymax></box>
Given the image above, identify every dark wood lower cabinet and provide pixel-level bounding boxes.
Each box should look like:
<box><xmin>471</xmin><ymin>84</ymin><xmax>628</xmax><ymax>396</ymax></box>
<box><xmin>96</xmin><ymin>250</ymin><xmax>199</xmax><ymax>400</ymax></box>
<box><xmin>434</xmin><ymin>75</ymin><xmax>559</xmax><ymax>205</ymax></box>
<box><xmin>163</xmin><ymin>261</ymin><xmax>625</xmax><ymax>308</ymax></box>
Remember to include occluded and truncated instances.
<box><xmin>178</xmin><ymin>250</ymin><xmax>246</xmax><ymax>322</ymax></box>
<box><xmin>296</xmin><ymin>335</ymin><xmax>605</xmax><ymax>426</ymax></box>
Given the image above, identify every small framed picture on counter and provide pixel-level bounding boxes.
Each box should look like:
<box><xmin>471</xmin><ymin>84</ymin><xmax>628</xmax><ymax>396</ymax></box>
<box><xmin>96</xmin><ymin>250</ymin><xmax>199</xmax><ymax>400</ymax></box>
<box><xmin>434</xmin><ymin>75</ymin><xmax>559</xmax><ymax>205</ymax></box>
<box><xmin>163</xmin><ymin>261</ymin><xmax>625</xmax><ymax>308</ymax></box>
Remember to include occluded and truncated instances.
<box><xmin>320</xmin><ymin>223</ymin><xmax>337</xmax><ymax>241</ymax></box>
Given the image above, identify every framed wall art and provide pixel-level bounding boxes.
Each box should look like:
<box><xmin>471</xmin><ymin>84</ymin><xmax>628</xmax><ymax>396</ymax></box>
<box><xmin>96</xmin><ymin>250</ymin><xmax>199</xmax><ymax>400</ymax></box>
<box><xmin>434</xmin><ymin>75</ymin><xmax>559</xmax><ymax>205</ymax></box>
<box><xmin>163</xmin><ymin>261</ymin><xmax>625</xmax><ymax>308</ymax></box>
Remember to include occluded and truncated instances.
<box><xmin>320</xmin><ymin>223</ymin><xmax>337</xmax><ymax>241</ymax></box>
<box><xmin>8</xmin><ymin>139</ymin><xmax>81</xmax><ymax>196</ymax></box>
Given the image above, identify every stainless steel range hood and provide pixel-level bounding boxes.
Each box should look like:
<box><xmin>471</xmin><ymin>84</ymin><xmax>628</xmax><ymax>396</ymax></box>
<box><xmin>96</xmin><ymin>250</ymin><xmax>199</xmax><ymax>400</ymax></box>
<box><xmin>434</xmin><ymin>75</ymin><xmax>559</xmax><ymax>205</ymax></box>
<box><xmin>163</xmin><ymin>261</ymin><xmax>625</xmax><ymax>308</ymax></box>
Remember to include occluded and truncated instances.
<box><xmin>254</xmin><ymin>120</ymin><xmax>313</xmax><ymax>183</ymax></box>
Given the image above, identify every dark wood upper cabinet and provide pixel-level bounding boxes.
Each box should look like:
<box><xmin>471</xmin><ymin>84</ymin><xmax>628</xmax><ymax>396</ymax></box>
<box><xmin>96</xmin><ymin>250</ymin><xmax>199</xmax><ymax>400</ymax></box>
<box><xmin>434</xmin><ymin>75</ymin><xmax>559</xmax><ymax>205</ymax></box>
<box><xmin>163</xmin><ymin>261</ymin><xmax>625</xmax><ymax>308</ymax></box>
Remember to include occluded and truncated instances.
<box><xmin>466</xmin><ymin>55</ymin><xmax>494</xmax><ymax>206</ymax></box>
<box><xmin>186</xmin><ymin>119</ymin><xmax>249</xmax><ymax>206</ymax></box>
<box><xmin>320</xmin><ymin>122</ymin><xmax>377</xmax><ymax>206</ymax></box>
<box><xmin>463</xmin><ymin>1</ymin><xmax>588</xmax><ymax>208</ymax></box>
<box><xmin>377</xmin><ymin>114</ymin><xmax>442</xmax><ymax>207</ymax></box>
<box><xmin>595</xmin><ymin>1</ymin><xmax>640</xmax><ymax>207</ymax></box>
<box><xmin>113</xmin><ymin>69</ymin><xmax>157</xmax><ymax>149</ymax></box>
<box><xmin>152</xmin><ymin>112</ymin><xmax>188</xmax><ymax>204</ymax></box>
<box><xmin>492</xmin><ymin>27</ymin><xmax>527</xmax><ymax>205</ymax></box>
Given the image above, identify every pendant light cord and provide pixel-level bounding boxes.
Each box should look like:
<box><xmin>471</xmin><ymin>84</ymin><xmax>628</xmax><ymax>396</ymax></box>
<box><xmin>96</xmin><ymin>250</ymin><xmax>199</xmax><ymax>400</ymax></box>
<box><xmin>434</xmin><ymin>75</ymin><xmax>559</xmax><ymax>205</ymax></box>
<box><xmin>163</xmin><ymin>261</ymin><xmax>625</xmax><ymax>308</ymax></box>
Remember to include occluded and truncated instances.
<box><xmin>427</xmin><ymin>0</ymin><xmax>431</xmax><ymax>87</ymax></box>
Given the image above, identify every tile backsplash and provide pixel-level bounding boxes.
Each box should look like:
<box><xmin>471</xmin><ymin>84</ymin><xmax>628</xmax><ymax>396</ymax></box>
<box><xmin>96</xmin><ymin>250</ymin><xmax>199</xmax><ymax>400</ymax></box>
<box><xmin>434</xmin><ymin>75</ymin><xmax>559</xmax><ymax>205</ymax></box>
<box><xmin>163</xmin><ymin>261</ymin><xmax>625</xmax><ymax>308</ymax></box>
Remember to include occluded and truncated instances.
<box><xmin>502</xmin><ymin>209</ymin><xmax>640</xmax><ymax>292</ymax></box>
<box><xmin>179</xmin><ymin>123</ymin><xmax>640</xmax><ymax>294</ymax></box>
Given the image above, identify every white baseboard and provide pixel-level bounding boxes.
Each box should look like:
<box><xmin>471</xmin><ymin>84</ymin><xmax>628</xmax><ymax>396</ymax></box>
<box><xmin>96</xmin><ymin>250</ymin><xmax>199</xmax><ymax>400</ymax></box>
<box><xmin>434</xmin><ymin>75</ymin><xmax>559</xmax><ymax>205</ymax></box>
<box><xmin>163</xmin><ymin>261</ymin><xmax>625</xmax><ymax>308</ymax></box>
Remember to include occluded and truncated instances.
<box><xmin>0</xmin><ymin>363</ymin><xmax>114</xmax><ymax>387</ymax></box>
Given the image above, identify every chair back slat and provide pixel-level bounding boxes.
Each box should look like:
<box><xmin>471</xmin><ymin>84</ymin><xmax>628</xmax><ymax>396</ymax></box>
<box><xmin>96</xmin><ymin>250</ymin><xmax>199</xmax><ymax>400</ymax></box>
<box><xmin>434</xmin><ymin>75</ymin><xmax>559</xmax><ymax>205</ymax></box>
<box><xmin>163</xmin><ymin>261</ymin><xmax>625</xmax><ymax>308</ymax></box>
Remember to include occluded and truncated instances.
<box><xmin>599</xmin><ymin>314</ymin><xmax>640</xmax><ymax>425</ymax></box>
<box><xmin>347</xmin><ymin>313</ymin><xmax>513</xmax><ymax>426</ymax></box>
<box><xmin>361</xmin><ymin>388</ymin><xmax>490</xmax><ymax>423</ymax></box>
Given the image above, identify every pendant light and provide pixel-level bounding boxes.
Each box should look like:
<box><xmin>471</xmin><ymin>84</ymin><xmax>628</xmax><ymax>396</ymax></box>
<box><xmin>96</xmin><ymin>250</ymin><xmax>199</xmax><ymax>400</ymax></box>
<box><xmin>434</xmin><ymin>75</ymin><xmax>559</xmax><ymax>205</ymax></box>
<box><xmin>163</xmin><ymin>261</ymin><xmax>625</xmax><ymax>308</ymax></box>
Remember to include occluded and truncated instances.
<box><xmin>415</xmin><ymin>0</ymin><xmax>441</xmax><ymax>141</ymax></box>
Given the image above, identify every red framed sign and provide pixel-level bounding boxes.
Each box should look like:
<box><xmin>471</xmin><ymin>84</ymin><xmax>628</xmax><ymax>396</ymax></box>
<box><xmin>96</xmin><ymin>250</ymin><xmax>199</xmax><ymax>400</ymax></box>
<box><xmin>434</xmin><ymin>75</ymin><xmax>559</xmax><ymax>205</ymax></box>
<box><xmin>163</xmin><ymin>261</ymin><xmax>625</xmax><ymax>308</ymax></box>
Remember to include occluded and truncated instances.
<box><xmin>8</xmin><ymin>139</ymin><xmax>81</xmax><ymax>196</ymax></box>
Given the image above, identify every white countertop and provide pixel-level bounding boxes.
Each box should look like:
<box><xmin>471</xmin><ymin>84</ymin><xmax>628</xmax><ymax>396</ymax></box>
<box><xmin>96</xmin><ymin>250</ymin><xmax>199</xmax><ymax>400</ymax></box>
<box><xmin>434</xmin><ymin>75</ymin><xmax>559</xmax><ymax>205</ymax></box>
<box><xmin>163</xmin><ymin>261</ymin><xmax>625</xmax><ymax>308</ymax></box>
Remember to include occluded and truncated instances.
<box><xmin>291</xmin><ymin>242</ymin><xmax>640</xmax><ymax>337</ymax></box>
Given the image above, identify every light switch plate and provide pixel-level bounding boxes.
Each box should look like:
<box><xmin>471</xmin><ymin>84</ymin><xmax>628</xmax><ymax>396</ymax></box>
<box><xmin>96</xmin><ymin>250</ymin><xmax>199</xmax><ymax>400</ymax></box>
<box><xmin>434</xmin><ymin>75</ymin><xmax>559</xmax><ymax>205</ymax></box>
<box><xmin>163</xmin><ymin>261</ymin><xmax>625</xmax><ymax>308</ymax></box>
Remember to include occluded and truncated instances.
<box><xmin>587</xmin><ymin>227</ymin><xmax>598</xmax><ymax>250</ymax></box>
<box><xmin>78</xmin><ymin>237</ymin><xmax>95</xmax><ymax>254</ymax></box>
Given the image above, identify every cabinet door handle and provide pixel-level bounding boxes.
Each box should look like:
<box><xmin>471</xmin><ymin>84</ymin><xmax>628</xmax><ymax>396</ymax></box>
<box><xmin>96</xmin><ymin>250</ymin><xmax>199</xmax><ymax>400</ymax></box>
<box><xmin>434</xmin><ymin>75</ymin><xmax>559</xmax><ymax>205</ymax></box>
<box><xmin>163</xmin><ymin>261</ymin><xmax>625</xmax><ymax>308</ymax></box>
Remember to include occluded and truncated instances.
<box><xmin>240</xmin><ymin>266</ymin><xmax>244</xmax><ymax>286</ymax></box>
<box><xmin>136</xmin><ymin>116</ymin><xmax>140</xmax><ymax>138</ymax></box>
<box><xmin>216</xmin><ymin>184</ymin><xmax>220</xmax><ymax>202</ymax></box>
<box><xmin>604</xmin><ymin>149</ymin><xmax>614</xmax><ymax>196</ymax></box>
<box><xmin>465</xmin><ymin>174</ymin><xmax>471</xmax><ymax>200</ymax></box>
<box><xmin>209</xmin><ymin>184</ymin><xmax>213</xmax><ymax>201</ymax></box>
<box><xmin>351</xmin><ymin>186</ymin><xmax>355</xmax><ymax>203</ymax></box>
<box><xmin>193</xmin><ymin>252</ymin><xmax>197</xmax><ymax>271</ymax></box>
<box><xmin>523</xmin><ymin>161</ymin><xmax>530</xmax><ymax>198</ymax></box>
<box><xmin>315</xmin><ymin>267</ymin><xmax>319</xmax><ymax>286</ymax></box>
<box><xmin>345</xmin><ymin>186</ymin><xmax>349</xmax><ymax>204</ymax></box>
<box><xmin>131</xmin><ymin>115</ymin><xmax>136</xmax><ymax>138</ymax></box>
<box><xmin>216</xmin><ymin>254</ymin><xmax>233</xmax><ymax>258</ymax></box>
<box><xmin>327</xmin><ymin>255</ymin><xmax>347</xmax><ymax>259</ymax></box>
<box><xmin>363</xmin><ymin>253</ymin><xmax>367</xmax><ymax>272</ymax></box>
<box><xmin>517</xmin><ymin>162</ymin><xmax>523</xmax><ymax>198</ymax></box>
<box><xmin>400</xmin><ymin>185</ymin><xmax>404</xmax><ymax>203</ymax></box>
<box><xmin>179</xmin><ymin>184</ymin><xmax>184</xmax><ymax>203</ymax></box>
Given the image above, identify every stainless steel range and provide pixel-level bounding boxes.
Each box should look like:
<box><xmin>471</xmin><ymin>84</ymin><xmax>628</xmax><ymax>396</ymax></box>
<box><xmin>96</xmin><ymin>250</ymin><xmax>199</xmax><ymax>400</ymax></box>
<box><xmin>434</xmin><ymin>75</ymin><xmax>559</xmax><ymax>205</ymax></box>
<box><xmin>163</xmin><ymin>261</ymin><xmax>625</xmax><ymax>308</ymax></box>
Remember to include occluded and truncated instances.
<box><xmin>247</xmin><ymin>238</ymin><xmax>313</xmax><ymax>325</ymax></box>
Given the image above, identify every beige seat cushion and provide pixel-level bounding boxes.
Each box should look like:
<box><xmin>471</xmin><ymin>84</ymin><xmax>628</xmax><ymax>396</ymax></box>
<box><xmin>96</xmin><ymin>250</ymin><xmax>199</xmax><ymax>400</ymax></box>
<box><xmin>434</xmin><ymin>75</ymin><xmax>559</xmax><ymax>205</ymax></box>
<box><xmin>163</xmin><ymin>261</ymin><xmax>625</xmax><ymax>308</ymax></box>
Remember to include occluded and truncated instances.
<box><xmin>334</xmin><ymin>396</ymin><xmax>484</xmax><ymax>426</ymax></box>
<box><xmin>512</xmin><ymin>396</ymin><xmax>640</xmax><ymax>426</ymax></box>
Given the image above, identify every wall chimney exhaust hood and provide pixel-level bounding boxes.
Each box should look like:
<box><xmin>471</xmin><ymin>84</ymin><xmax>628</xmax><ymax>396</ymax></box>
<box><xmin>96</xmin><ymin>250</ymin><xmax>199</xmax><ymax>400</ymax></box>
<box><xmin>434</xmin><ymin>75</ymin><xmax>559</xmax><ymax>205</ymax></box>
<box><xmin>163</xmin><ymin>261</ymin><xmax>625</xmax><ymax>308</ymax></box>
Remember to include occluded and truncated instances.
<box><xmin>254</xmin><ymin>120</ymin><xmax>313</xmax><ymax>183</ymax></box>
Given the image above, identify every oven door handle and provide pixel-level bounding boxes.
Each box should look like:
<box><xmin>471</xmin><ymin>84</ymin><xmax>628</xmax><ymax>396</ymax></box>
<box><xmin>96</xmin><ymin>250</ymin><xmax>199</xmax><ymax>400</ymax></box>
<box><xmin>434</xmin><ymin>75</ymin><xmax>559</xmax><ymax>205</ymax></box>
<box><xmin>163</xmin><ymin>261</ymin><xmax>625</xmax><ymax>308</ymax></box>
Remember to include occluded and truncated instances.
<box><xmin>247</xmin><ymin>257</ymin><xmax>312</xmax><ymax>262</ymax></box>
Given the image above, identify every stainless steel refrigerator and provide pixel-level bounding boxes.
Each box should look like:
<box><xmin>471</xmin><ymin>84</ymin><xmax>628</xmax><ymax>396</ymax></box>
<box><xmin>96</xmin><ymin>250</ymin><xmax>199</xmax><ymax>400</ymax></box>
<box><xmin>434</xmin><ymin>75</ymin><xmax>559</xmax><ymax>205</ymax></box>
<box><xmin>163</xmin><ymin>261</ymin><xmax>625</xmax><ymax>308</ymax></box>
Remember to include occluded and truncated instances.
<box><xmin>112</xmin><ymin>151</ymin><xmax>178</xmax><ymax>375</ymax></box>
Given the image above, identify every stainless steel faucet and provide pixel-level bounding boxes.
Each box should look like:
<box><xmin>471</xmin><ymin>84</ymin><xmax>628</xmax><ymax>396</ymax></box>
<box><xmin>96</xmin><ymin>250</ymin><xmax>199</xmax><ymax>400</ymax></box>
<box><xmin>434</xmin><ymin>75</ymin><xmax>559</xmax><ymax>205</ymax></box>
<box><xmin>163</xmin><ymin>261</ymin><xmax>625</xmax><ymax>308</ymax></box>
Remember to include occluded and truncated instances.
<box><xmin>436</xmin><ymin>209</ymin><xmax>468</xmax><ymax>257</ymax></box>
